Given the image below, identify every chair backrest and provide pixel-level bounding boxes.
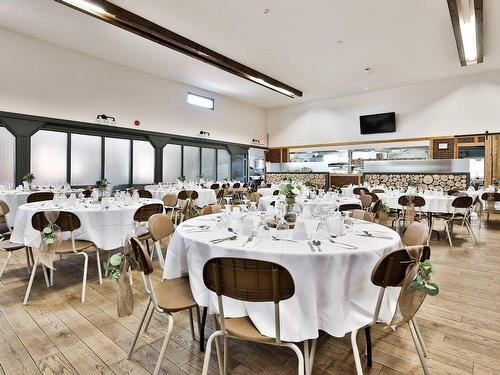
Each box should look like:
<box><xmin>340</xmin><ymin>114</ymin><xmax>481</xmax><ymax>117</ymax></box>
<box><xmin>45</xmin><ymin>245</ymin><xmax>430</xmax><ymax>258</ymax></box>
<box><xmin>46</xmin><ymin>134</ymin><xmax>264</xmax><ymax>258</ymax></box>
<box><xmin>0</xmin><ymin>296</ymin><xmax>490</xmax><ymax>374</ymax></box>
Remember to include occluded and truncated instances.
<box><xmin>360</xmin><ymin>194</ymin><xmax>373</xmax><ymax>208</ymax></box>
<box><xmin>481</xmin><ymin>192</ymin><xmax>500</xmax><ymax>201</ymax></box>
<box><xmin>242</xmin><ymin>183</ymin><xmax>248</xmax><ymax>188</ymax></box>
<box><xmin>367</xmin><ymin>192</ymin><xmax>379</xmax><ymax>202</ymax></box>
<box><xmin>372</xmin><ymin>189</ymin><xmax>385</xmax><ymax>193</ymax></box>
<box><xmin>137</xmin><ymin>189</ymin><xmax>153</xmax><ymax>199</ymax></box>
<box><xmin>370</xmin><ymin>199</ymin><xmax>382</xmax><ymax>213</ymax></box>
<box><xmin>398</xmin><ymin>195</ymin><xmax>425</xmax><ymax>208</ymax></box>
<box><xmin>129</xmin><ymin>236</ymin><xmax>154</xmax><ymax>275</ymax></box>
<box><xmin>31</xmin><ymin>211</ymin><xmax>82</xmax><ymax>232</ymax></box>
<box><xmin>0</xmin><ymin>200</ymin><xmax>10</xmax><ymax>215</ymax></box>
<box><xmin>27</xmin><ymin>192</ymin><xmax>54</xmax><ymax>203</ymax></box>
<box><xmin>266</xmin><ymin>183</ymin><xmax>272</xmax><ymax>188</ymax></box>
<box><xmin>272</xmin><ymin>190</ymin><xmax>280</xmax><ymax>196</ymax></box>
<box><xmin>81</xmin><ymin>189</ymin><xmax>92</xmax><ymax>198</ymax></box>
<box><xmin>249</xmin><ymin>192</ymin><xmax>262</xmax><ymax>203</ymax></box>
<box><xmin>232</xmin><ymin>183</ymin><xmax>240</xmax><ymax>189</ymax></box>
<box><xmin>371</xmin><ymin>246</ymin><xmax>431</xmax><ymax>287</ymax></box>
<box><xmin>353</xmin><ymin>187</ymin><xmax>369</xmax><ymax>196</ymax></box>
<box><xmin>451</xmin><ymin>192</ymin><xmax>467</xmax><ymax>197</ymax></box>
<box><xmin>201</xmin><ymin>204</ymin><xmax>222</xmax><ymax>215</ymax></box>
<box><xmin>216</xmin><ymin>189</ymin><xmax>225</xmax><ymax>199</ymax></box>
<box><xmin>402</xmin><ymin>222</ymin><xmax>429</xmax><ymax>246</ymax></box>
<box><xmin>203</xmin><ymin>257</ymin><xmax>294</xmax><ymax>303</ymax></box>
<box><xmin>451</xmin><ymin>195</ymin><xmax>473</xmax><ymax>209</ymax></box>
<box><xmin>338</xmin><ymin>203</ymin><xmax>362</xmax><ymax>212</ymax></box>
<box><xmin>162</xmin><ymin>193</ymin><xmax>178</xmax><ymax>207</ymax></box>
<box><xmin>148</xmin><ymin>213</ymin><xmax>174</xmax><ymax>242</ymax></box>
<box><xmin>133</xmin><ymin>203</ymin><xmax>164</xmax><ymax>222</ymax></box>
<box><xmin>210</xmin><ymin>183</ymin><xmax>220</xmax><ymax>190</ymax></box>
<box><xmin>177</xmin><ymin>190</ymin><xmax>199</xmax><ymax>200</ymax></box>
<box><xmin>447</xmin><ymin>189</ymin><xmax>459</xmax><ymax>196</ymax></box>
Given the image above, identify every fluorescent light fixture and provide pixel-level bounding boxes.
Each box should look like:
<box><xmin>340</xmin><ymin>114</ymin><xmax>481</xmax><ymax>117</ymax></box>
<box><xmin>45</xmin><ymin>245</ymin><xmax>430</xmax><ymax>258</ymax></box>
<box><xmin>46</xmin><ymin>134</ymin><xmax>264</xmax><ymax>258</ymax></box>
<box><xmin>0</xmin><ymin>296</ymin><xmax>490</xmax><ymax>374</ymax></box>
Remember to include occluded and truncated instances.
<box><xmin>248</xmin><ymin>77</ymin><xmax>296</xmax><ymax>98</ymax></box>
<box><xmin>60</xmin><ymin>0</ymin><xmax>114</xmax><ymax>18</ymax></box>
<box><xmin>458</xmin><ymin>0</ymin><xmax>477</xmax><ymax>64</ymax></box>
<box><xmin>187</xmin><ymin>93</ymin><xmax>214</xmax><ymax>110</ymax></box>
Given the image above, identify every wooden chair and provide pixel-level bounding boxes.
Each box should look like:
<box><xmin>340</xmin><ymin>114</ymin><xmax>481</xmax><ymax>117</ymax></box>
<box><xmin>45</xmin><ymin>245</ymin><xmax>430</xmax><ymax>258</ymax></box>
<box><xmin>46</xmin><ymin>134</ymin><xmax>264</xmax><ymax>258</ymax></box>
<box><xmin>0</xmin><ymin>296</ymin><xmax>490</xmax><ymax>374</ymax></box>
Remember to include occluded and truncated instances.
<box><xmin>24</xmin><ymin>211</ymin><xmax>100</xmax><ymax>304</ymax></box>
<box><xmin>201</xmin><ymin>205</ymin><xmax>222</xmax><ymax>215</ymax></box>
<box><xmin>430</xmin><ymin>196</ymin><xmax>476</xmax><ymax>246</ymax></box>
<box><xmin>338</xmin><ymin>203</ymin><xmax>362</xmax><ymax>212</ymax></box>
<box><xmin>127</xmin><ymin>236</ymin><xmax>200</xmax><ymax>375</ymax></box>
<box><xmin>0</xmin><ymin>239</ymin><xmax>30</xmax><ymax>279</ymax></box>
<box><xmin>216</xmin><ymin>189</ymin><xmax>226</xmax><ymax>205</ymax></box>
<box><xmin>272</xmin><ymin>190</ymin><xmax>280</xmax><ymax>196</ymax></box>
<box><xmin>137</xmin><ymin>189</ymin><xmax>153</xmax><ymax>199</ymax></box>
<box><xmin>351</xmin><ymin>209</ymin><xmax>375</xmax><ymax>223</ymax></box>
<box><xmin>248</xmin><ymin>192</ymin><xmax>262</xmax><ymax>204</ymax></box>
<box><xmin>349</xmin><ymin>247</ymin><xmax>431</xmax><ymax>375</ymax></box>
<box><xmin>403</xmin><ymin>222</ymin><xmax>429</xmax><ymax>246</ymax></box>
<box><xmin>210</xmin><ymin>183</ymin><xmax>220</xmax><ymax>190</ymax></box>
<box><xmin>372</xmin><ymin>188</ymin><xmax>385</xmax><ymax>194</ymax></box>
<box><xmin>0</xmin><ymin>200</ymin><xmax>12</xmax><ymax>238</ymax></box>
<box><xmin>481</xmin><ymin>192</ymin><xmax>500</xmax><ymax>223</ymax></box>
<box><xmin>395</xmin><ymin>195</ymin><xmax>427</xmax><ymax>231</ymax></box>
<box><xmin>353</xmin><ymin>187</ymin><xmax>369</xmax><ymax>196</ymax></box>
<box><xmin>370</xmin><ymin>199</ymin><xmax>382</xmax><ymax>214</ymax></box>
<box><xmin>266</xmin><ymin>183</ymin><xmax>272</xmax><ymax>188</ymax></box>
<box><xmin>147</xmin><ymin>213</ymin><xmax>174</xmax><ymax>270</ymax></box>
<box><xmin>133</xmin><ymin>203</ymin><xmax>164</xmax><ymax>253</ymax></box>
<box><xmin>201</xmin><ymin>257</ymin><xmax>308</xmax><ymax>375</ymax></box>
<box><xmin>27</xmin><ymin>192</ymin><xmax>54</xmax><ymax>203</ymax></box>
<box><xmin>359</xmin><ymin>195</ymin><xmax>373</xmax><ymax>211</ymax></box>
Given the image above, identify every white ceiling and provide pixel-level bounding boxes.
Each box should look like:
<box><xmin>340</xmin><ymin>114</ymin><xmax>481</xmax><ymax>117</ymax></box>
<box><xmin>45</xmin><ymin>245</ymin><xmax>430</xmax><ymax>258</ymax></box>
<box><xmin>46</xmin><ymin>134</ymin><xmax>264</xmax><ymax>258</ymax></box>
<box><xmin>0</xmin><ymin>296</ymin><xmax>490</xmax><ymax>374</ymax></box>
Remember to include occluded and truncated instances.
<box><xmin>1</xmin><ymin>0</ymin><xmax>499</xmax><ymax>108</ymax></box>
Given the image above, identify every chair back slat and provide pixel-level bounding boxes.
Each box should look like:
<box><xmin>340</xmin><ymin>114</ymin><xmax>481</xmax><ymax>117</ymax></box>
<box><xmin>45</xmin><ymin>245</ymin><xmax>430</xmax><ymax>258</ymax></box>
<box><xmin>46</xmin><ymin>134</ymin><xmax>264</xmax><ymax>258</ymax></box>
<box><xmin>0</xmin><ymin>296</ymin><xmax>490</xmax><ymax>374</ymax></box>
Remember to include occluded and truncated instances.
<box><xmin>177</xmin><ymin>190</ymin><xmax>199</xmax><ymax>201</ymax></box>
<box><xmin>148</xmin><ymin>213</ymin><xmax>174</xmax><ymax>241</ymax></box>
<box><xmin>210</xmin><ymin>183</ymin><xmax>220</xmax><ymax>190</ymax></box>
<box><xmin>31</xmin><ymin>211</ymin><xmax>82</xmax><ymax>232</ymax></box>
<box><xmin>371</xmin><ymin>246</ymin><xmax>431</xmax><ymax>287</ymax></box>
<box><xmin>481</xmin><ymin>192</ymin><xmax>500</xmax><ymax>201</ymax></box>
<box><xmin>27</xmin><ymin>192</ymin><xmax>54</xmax><ymax>203</ymax></box>
<box><xmin>203</xmin><ymin>257</ymin><xmax>294</xmax><ymax>303</ymax></box>
<box><xmin>232</xmin><ymin>183</ymin><xmax>240</xmax><ymax>189</ymax></box>
<box><xmin>137</xmin><ymin>189</ymin><xmax>153</xmax><ymax>199</ymax></box>
<box><xmin>133</xmin><ymin>203</ymin><xmax>164</xmax><ymax>222</ymax></box>
<box><xmin>402</xmin><ymin>222</ymin><xmax>429</xmax><ymax>246</ymax></box>
<box><xmin>360</xmin><ymin>195</ymin><xmax>373</xmax><ymax>208</ymax></box>
<box><xmin>398</xmin><ymin>195</ymin><xmax>425</xmax><ymax>208</ymax></box>
<box><xmin>353</xmin><ymin>187</ymin><xmax>369</xmax><ymax>196</ymax></box>
<box><xmin>0</xmin><ymin>200</ymin><xmax>10</xmax><ymax>215</ymax></box>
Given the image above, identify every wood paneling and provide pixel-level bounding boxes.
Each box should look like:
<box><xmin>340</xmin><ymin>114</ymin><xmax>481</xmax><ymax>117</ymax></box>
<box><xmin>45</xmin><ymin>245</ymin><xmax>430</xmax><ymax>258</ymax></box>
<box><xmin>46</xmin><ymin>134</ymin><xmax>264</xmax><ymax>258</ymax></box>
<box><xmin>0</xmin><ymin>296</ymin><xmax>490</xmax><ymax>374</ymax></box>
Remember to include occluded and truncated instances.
<box><xmin>431</xmin><ymin>138</ymin><xmax>455</xmax><ymax>159</ymax></box>
<box><xmin>330</xmin><ymin>174</ymin><xmax>361</xmax><ymax>187</ymax></box>
<box><xmin>485</xmin><ymin>134</ymin><xmax>500</xmax><ymax>185</ymax></box>
<box><xmin>265</xmin><ymin>149</ymin><xmax>281</xmax><ymax>163</ymax></box>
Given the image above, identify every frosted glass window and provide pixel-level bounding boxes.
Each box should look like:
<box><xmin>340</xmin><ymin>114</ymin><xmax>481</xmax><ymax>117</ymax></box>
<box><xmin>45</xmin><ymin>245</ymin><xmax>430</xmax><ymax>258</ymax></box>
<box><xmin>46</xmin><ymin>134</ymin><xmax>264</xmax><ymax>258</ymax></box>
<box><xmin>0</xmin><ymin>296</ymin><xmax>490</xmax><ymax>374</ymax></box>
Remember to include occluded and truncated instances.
<box><xmin>0</xmin><ymin>126</ymin><xmax>15</xmax><ymax>186</ymax></box>
<box><xmin>162</xmin><ymin>144</ymin><xmax>182</xmax><ymax>182</ymax></box>
<box><xmin>104</xmin><ymin>137</ymin><xmax>130</xmax><ymax>186</ymax></box>
<box><xmin>133</xmin><ymin>140</ymin><xmax>155</xmax><ymax>184</ymax></box>
<box><xmin>201</xmin><ymin>148</ymin><xmax>216</xmax><ymax>181</ymax></box>
<box><xmin>217</xmin><ymin>149</ymin><xmax>231</xmax><ymax>181</ymax></box>
<box><xmin>71</xmin><ymin>134</ymin><xmax>101</xmax><ymax>185</ymax></box>
<box><xmin>31</xmin><ymin>130</ymin><xmax>67</xmax><ymax>184</ymax></box>
<box><xmin>183</xmin><ymin>146</ymin><xmax>200</xmax><ymax>181</ymax></box>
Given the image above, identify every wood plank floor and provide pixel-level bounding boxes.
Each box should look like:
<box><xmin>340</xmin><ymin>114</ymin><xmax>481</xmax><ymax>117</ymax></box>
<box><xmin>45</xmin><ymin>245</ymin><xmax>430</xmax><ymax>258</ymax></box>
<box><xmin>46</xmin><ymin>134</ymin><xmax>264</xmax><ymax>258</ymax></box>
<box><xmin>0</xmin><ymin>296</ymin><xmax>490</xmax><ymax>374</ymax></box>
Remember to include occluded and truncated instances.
<box><xmin>0</xmin><ymin>219</ymin><xmax>499</xmax><ymax>374</ymax></box>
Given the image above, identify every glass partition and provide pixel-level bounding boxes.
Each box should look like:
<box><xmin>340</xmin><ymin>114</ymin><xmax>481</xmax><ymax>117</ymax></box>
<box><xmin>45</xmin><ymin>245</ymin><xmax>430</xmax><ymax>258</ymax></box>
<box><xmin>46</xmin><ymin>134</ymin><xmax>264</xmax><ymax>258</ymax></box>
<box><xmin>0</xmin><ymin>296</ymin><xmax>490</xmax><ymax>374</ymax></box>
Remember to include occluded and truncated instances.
<box><xmin>0</xmin><ymin>126</ymin><xmax>15</xmax><ymax>186</ymax></box>
<box><xmin>217</xmin><ymin>149</ymin><xmax>231</xmax><ymax>181</ymax></box>
<box><xmin>104</xmin><ymin>137</ymin><xmax>130</xmax><ymax>187</ymax></box>
<box><xmin>183</xmin><ymin>146</ymin><xmax>200</xmax><ymax>181</ymax></box>
<box><xmin>162</xmin><ymin>144</ymin><xmax>182</xmax><ymax>182</ymax></box>
<box><xmin>132</xmin><ymin>140</ymin><xmax>155</xmax><ymax>184</ymax></box>
<box><xmin>201</xmin><ymin>148</ymin><xmax>216</xmax><ymax>181</ymax></box>
<box><xmin>71</xmin><ymin>134</ymin><xmax>101</xmax><ymax>186</ymax></box>
<box><xmin>31</xmin><ymin>130</ymin><xmax>67</xmax><ymax>184</ymax></box>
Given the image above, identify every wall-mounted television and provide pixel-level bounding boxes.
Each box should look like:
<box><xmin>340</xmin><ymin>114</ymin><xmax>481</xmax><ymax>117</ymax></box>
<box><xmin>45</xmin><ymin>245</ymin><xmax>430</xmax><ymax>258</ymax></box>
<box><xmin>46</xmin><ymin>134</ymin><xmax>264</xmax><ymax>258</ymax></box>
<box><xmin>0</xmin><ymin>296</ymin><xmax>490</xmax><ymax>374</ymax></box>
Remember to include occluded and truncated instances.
<box><xmin>360</xmin><ymin>112</ymin><xmax>396</xmax><ymax>134</ymax></box>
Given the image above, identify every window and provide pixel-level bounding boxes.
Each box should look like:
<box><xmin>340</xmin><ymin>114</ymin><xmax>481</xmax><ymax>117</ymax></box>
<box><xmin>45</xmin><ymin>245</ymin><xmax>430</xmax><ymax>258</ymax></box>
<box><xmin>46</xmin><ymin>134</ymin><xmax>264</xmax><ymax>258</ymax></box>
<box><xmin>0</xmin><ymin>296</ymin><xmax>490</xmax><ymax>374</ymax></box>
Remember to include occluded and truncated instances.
<box><xmin>31</xmin><ymin>130</ymin><xmax>67</xmax><ymax>184</ymax></box>
<box><xmin>132</xmin><ymin>140</ymin><xmax>155</xmax><ymax>184</ymax></box>
<box><xmin>201</xmin><ymin>148</ymin><xmax>216</xmax><ymax>181</ymax></box>
<box><xmin>183</xmin><ymin>146</ymin><xmax>200</xmax><ymax>181</ymax></box>
<box><xmin>217</xmin><ymin>149</ymin><xmax>230</xmax><ymax>181</ymax></box>
<box><xmin>187</xmin><ymin>92</ymin><xmax>214</xmax><ymax>110</ymax></box>
<box><xmin>104</xmin><ymin>137</ymin><xmax>130</xmax><ymax>187</ymax></box>
<box><xmin>71</xmin><ymin>134</ymin><xmax>101</xmax><ymax>185</ymax></box>
<box><xmin>0</xmin><ymin>126</ymin><xmax>15</xmax><ymax>186</ymax></box>
<box><xmin>162</xmin><ymin>144</ymin><xmax>182</xmax><ymax>182</ymax></box>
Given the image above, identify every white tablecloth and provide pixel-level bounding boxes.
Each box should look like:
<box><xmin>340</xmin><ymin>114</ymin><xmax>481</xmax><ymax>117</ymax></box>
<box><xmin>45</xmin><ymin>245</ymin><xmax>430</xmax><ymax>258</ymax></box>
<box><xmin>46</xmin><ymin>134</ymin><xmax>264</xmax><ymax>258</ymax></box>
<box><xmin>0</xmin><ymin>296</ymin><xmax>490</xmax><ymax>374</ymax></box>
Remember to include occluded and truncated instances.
<box><xmin>378</xmin><ymin>192</ymin><xmax>478</xmax><ymax>214</ymax></box>
<box><xmin>257</xmin><ymin>187</ymin><xmax>277</xmax><ymax>196</ymax></box>
<box><xmin>163</xmin><ymin>214</ymin><xmax>402</xmax><ymax>342</ymax></box>
<box><xmin>145</xmin><ymin>187</ymin><xmax>217</xmax><ymax>207</ymax></box>
<box><xmin>10</xmin><ymin>198</ymin><xmax>160</xmax><ymax>250</ymax></box>
<box><xmin>258</xmin><ymin>195</ymin><xmax>360</xmax><ymax>211</ymax></box>
<box><xmin>0</xmin><ymin>189</ymin><xmax>82</xmax><ymax>227</ymax></box>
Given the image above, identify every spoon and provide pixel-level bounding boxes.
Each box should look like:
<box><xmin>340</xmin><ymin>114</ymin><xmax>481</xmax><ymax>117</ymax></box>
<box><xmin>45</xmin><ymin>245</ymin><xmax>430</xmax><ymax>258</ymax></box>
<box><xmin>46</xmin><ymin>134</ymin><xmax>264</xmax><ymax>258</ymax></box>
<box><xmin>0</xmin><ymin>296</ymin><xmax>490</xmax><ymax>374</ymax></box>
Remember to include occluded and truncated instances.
<box><xmin>312</xmin><ymin>240</ymin><xmax>322</xmax><ymax>252</ymax></box>
<box><xmin>307</xmin><ymin>241</ymin><xmax>316</xmax><ymax>252</ymax></box>
<box><xmin>211</xmin><ymin>235</ymin><xmax>237</xmax><ymax>244</ymax></box>
<box><xmin>228</xmin><ymin>227</ymin><xmax>239</xmax><ymax>236</ymax></box>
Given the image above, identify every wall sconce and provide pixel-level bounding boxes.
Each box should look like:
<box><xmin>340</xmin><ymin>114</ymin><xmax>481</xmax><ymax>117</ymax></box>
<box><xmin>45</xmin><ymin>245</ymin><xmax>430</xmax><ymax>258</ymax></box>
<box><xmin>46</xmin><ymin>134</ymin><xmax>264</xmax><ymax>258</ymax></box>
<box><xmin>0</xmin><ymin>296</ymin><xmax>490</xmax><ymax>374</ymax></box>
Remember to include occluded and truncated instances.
<box><xmin>199</xmin><ymin>130</ymin><xmax>210</xmax><ymax>138</ymax></box>
<box><xmin>96</xmin><ymin>114</ymin><xmax>116</xmax><ymax>125</ymax></box>
<box><xmin>251</xmin><ymin>139</ymin><xmax>262</xmax><ymax>145</ymax></box>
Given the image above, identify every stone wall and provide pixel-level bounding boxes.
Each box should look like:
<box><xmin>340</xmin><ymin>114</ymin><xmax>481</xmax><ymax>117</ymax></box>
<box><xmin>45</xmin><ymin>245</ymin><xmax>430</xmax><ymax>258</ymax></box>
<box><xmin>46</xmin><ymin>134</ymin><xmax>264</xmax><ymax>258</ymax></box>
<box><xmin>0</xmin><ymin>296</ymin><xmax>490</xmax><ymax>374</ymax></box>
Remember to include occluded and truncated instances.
<box><xmin>266</xmin><ymin>172</ymin><xmax>329</xmax><ymax>188</ymax></box>
<box><xmin>363</xmin><ymin>173</ymin><xmax>469</xmax><ymax>191</ymax></box>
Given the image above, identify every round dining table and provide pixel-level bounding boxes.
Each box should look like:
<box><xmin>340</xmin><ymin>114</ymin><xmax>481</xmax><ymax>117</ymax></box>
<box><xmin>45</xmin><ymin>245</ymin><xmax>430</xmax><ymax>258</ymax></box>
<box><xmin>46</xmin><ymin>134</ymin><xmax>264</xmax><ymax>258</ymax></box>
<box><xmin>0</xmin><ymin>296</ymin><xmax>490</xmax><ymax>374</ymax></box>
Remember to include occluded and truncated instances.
<box><xmin>145</xmin><ymin>186</ymin><xmax>217</xmax><ymax>207</ymax></box>
<box><xmin>258</xmin><ymin>195</ymin><xmax>361</xmax><ymax>211</ymax></box>
<box><xmin>163</xmin><ymin>213</ymin><xmax>402</xmax><ymax>342</ymax></box>
<box><xmin>10</xmin><ymin>198</ymin><xmax>161</xmax><ymax>250</ymax></box>
<box><xmin>0</xmin><ymin>189</ymin><xmax>83</xmax><ymax>227</ymax></box>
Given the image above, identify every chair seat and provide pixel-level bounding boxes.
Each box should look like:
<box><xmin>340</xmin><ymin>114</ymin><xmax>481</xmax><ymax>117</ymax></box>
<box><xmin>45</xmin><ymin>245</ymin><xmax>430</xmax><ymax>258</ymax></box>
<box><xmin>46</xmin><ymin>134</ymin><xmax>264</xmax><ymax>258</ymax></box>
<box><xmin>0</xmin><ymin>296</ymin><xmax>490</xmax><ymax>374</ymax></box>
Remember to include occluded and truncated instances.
<box><xmin>0</xmin><ymin>240</ymin><xmax>24</xmax><ymax>252</ymax></box>
<box><xmin>222</xmin><ymin>316</ymin><xmax>276</xmax><ymax>344</ymax></box>
<box><xmin>54</xmin><ymin>239</ymin><xmax>94</xmax><ymax>254</ymax></box>
<box><xmin>155</xmin><ymin>276</ymin><xmax>197</xmax><ymax>313</ymax></box>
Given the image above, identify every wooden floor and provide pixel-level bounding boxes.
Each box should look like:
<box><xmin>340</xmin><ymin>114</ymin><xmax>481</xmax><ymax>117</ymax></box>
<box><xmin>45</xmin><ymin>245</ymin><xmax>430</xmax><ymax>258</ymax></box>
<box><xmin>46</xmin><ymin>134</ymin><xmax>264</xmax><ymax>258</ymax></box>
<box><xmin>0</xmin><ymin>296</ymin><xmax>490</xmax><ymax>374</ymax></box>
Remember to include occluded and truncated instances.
<box><xmin>0</xmin><ymin>219</ymin><xmax>499</xmax><ymax>375</ymax></box>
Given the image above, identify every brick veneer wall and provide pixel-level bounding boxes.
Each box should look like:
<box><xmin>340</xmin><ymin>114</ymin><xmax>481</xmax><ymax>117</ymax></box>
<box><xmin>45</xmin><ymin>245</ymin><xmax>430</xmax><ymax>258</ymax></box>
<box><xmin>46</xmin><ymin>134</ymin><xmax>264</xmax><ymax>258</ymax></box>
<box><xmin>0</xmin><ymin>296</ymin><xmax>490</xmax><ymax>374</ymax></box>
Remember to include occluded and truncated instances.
<box><xmin>432</xmin><ymin>138</ymin><xmax>455</xmax><ymax>159</ymax></box>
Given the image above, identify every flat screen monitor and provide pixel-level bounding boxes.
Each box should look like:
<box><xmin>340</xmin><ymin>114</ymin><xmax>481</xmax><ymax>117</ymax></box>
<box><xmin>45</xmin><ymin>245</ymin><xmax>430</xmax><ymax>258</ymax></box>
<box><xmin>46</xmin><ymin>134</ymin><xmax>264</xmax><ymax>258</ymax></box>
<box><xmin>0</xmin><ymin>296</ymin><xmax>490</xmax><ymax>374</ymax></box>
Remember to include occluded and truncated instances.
<box><xmin>360</xmin><ymin>112</ymin><xmax>396</xmax><ymax>134</ymax></box>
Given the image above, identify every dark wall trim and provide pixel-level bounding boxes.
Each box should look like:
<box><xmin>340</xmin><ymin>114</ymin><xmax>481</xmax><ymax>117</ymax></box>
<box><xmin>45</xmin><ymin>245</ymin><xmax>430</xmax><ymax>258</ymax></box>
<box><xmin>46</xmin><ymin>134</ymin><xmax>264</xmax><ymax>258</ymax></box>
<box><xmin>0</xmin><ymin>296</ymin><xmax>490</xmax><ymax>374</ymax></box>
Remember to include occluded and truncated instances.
<box><xmin>0</xmin><ymin>110</ymin><xmax>265</xmax><ymax>186</ymax></box>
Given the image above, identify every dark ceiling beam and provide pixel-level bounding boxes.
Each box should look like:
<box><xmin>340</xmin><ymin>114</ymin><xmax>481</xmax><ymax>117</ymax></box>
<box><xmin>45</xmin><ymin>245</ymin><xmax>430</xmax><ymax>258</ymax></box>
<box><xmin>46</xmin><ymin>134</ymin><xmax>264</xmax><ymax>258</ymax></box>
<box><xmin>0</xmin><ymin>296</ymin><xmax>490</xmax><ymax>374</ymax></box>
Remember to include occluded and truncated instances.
<box><xmin>53</xmin><ymin>0</ymin><xmax>302</xmax><ymax>98</ymax></box>
<box><xmin>447</xmin><ymin>0</ymin><xmax>483</xmax><ymax>66</ymax></box>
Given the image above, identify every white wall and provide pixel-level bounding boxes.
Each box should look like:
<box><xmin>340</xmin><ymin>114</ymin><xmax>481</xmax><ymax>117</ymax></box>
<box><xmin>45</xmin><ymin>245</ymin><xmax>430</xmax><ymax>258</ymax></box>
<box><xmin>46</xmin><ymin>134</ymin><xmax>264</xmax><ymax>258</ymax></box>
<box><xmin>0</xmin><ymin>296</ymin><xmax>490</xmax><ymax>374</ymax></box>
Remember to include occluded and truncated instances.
<box><xmin>0</xmin><ymin>27</ymin><xmax>267</xmax><ymax>146</ymax></box>
<box><xmin>268</xmin><ymin>70</ymin><xmax>500</xmax><ymax>147</ymax></box>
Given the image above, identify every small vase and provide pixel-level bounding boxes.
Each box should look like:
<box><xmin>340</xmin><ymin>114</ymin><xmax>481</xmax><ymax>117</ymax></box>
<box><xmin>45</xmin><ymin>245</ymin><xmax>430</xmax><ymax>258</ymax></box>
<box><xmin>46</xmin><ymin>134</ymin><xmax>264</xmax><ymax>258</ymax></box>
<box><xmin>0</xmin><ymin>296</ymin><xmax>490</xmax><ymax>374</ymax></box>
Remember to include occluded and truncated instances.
<box><xmin>286</xmin><ymin>196</ymin><xmax>295</xmax><ymax>205</ymax></box>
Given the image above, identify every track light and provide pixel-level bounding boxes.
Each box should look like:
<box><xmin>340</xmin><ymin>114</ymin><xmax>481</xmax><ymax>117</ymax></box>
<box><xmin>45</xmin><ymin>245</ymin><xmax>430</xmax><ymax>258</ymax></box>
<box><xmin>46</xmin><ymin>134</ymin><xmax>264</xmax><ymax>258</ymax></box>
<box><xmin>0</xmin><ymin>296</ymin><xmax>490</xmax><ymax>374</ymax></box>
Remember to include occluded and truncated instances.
<box><xmin>59</xmin><ymin>0</ymin><xmax>114</xmax><ymax>18</ymax></box>
<box><xmin>199</xmin><ymin>131</ymin><xmax>210</xmax><ymax>138</ymax></box>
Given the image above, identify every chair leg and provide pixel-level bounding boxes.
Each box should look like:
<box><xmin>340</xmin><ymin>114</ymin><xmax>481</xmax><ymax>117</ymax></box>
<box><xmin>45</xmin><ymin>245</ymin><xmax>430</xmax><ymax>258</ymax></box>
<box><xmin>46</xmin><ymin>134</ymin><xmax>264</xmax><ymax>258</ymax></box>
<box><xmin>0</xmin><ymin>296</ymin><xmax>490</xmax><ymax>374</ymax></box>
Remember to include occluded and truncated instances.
<box><xmin>79</xmin><ymin>252</ymin><xmax>89</xmax><ymax>303</ymax></box>
<box><xmin>351</xmin><ymin>329</ymin><xmax>363</xmax><ymax>375</ymax></box>
<box><xmin>189</xmin><ymin>308</ymin><xmax>196</xmax><ymax>339</ymax></box>
<box><xmin>410</xmin><ymin>319</ymin><xmax>428</xmax><ymax>358</ymax></box>
<box><xmin>213</xmin><ymin>316</ymin><xmax>224</xmax><ymax>375</ymax></box>
<box><xmin>464</xmin><ymin>220</ymin><xmax>478</xmax><ymax>245</ymax></box>
<box><xmin>23</xmin><ymin>256</ymin><xmax>40</xmax><ymax>305</ymax></box>
<box><xmin>364</xmin><ymin>327</ymin><xmax>372</xmax><ymax>368</ymax></box>
<box><xmin>95</xmin><ymin>248</ymin><xmax>103</xmax><ymax>285</ymax></box>
<box><xmin>50</xmin><ymin>268</ymin><xmax>54</xmax><ymax>287</ymax></box>
<box><xmin>309</xmin><ymin>339</ymin><xmax>317</xmax><ymax>375</ymax></box>
<box><xmin>283</xmin><ymin>343</ymin><xmax>305</xmax><ymax>375</ymax></box>
<box><xmin>303</xmin><ymin>340</ymin><xmax>310</xmax><ymax>375</ymax></box>
<box><xmin>202</xmin><ymin>330</ymin><xmax>225</xmax><ymax>375</ymax></box>
<box><xmin>104</xmin><ymin>252</ymin><xmax>111</xmax><ymax>277</ymax></box>
<box><xmin>143</xmin><ymin>302</ymin><xmax>155</xmax><ymax>333</ymax></box>
<box><xmin>128</xmin><ymin>297</ymin><xmax>151</xmax><ymax>359</ymax></box>
<box><xmin>153</xmin><ymin>314</ymin><xmax>174</xmax><ymax>375</ymax></box>
<box><xmin>196</xmin><ymin>306</ymin><xmax>202</xmax><ymax>341</ymax></box>
<box><xmin>223</xmin><ymin>335</ymin><xmax>229</xmax><ymax>375</ymax></box>
<box><xmin>409</xmin><ymin>321</ymin><xmax>430</xmax><ymax>375</ymax></box>
<box><xmin>41</xmin><ymin>265</ymin><xmax>51</xmax><ymax>288</ymax></box>
<box><xmin>25</xmin><ymin>248</ymin><xmax>32</xmax><ymax>274</ymax></box>
<box><xmin>0</xmin><ymin>251</ymin><xmax>12</xmax><ymax>278</ymax></box>
<box><xmin>445</xmin><ymin>221</ymin><xmax>453</xmax><ymax>247</ymax></box>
